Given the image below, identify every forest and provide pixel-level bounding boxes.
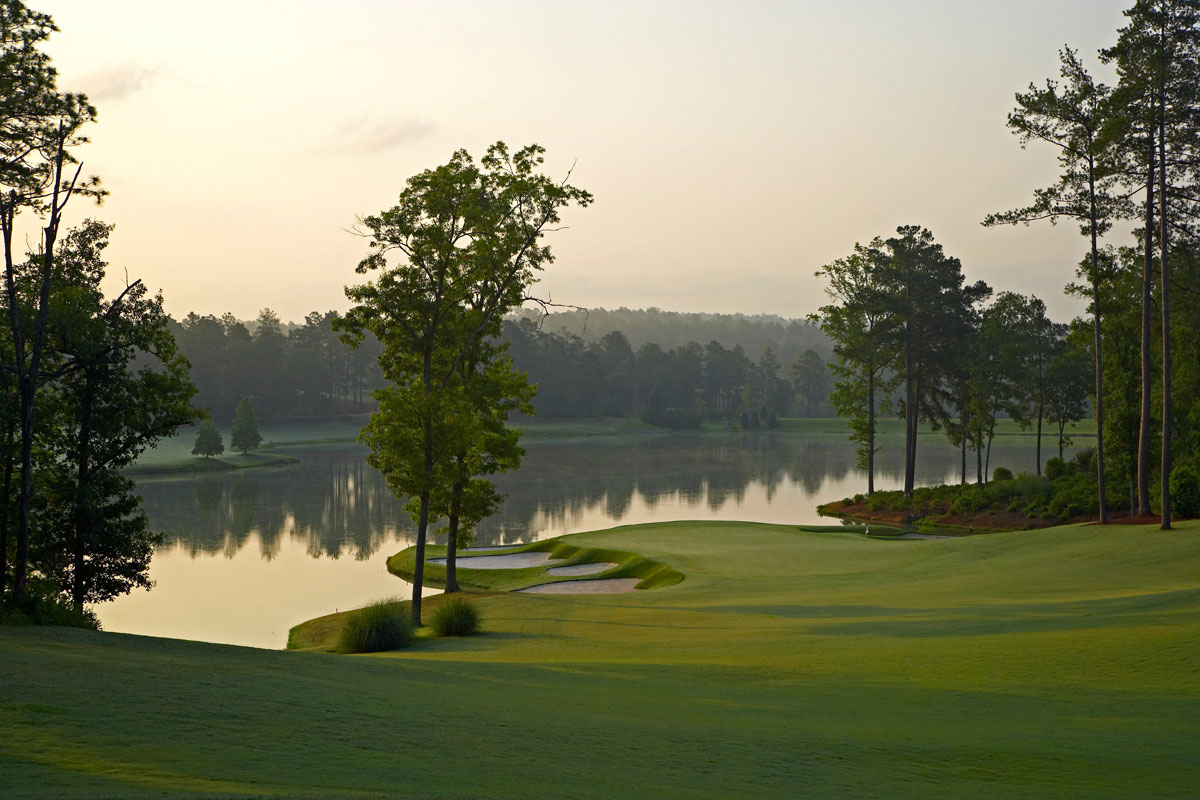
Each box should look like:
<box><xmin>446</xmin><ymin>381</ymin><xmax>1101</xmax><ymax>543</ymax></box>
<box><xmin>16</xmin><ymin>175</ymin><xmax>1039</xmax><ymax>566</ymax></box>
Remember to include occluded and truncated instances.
<box><xmin>167</xmin><ymin>307</ymin><xmax>838</xmax><ymax>424</ymax></box>
<box><xmin>814</xmin><ymin>7</ymin><xmax>1200</xmax><ymax>531</ymax></box>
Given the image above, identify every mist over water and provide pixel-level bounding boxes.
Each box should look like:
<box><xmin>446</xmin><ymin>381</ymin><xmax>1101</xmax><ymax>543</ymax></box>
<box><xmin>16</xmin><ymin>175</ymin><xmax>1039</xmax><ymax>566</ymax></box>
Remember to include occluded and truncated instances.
<box><xmin>103</xmin><ymin>433</ymin><xmax>1069</xmax><ymax>648</ymax></box>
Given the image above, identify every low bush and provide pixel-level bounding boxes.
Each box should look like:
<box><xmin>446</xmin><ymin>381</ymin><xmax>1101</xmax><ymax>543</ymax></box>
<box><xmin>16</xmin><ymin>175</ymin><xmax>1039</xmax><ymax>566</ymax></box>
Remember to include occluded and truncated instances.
<box><xmin>992</xmin><ymin>467</ymin><xmax>1014</xmax><ymax>482</ymax></box>
<box><xmin>1045</xmin><ymin>457</ymin><xmax>1067</xmax><ymax>480</ymax></box>
<box><xmin>1</xmin><ymin>579</ymin><xmax>100</xmax><ymax>630</ymax></box>
<box><xmin>338</xmin><ymin>598</ymin><xmax>413</xmax><ymax>653</ymax></box>
<box><xmin>1170</xmin><ymin>465</ymin><xmax>1200</xmax><ymax>517</ymax></box>
<box><xmin>432</xmin><ymin>595</ymin><xmax>481</xmax><ymax>636</ymax></box>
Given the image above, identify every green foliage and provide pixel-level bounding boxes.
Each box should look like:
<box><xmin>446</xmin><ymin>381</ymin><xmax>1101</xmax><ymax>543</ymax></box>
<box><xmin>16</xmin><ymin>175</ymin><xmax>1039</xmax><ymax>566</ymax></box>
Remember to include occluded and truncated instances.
<box><xmin>1170</xmin><ymin>465</ymin><xmax>1200</xmax><ymax>518</ymax></box>
<box><xmin>431</xmin><ymin>595</ymin><xmax>481</xmax><ymax>636</ymax></box>
<box><xmin>337</xmin><ymin>598</ymin><xmax>413</xmax><ymax>653</ymax></box>
<box><xmin>1045</xmin><ymin>457</ymin><xmax>1067</xmax><ymax>481</ymax></box>
<box><xmin>993</xmin><ymin>467</ymin><xmax>1014</xmax><ymax>481</ymax></box>
<box><xmin>191</xmin><ymin>421</ymin><xmax>223</xmax><ymax>458</ymax></box>
<box><xmin>340</xmin><ymin>142</ymin><xmax>590</xmax><ymax>623</ymax></box>
<box><xmin>230</xmin><ymin>397</ymin><xmax>262</xmax><ymax>453</ymax></box>
<box><xmin>837</xmin><ymin>459</ymin><xmax>1100</xmax><ymax>527</ymax></box>
<box><xmin>0</xmin><ymin>577</ymin><xmax>100</xmax><ymax>629</ymax></box>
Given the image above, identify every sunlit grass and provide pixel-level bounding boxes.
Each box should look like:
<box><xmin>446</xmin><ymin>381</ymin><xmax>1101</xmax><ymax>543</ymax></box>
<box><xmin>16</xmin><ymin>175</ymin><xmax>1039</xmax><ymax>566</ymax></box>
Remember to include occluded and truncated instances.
<box><xmin>5</xmin><ymin>519</ymin><xmax>1194</xmax><ymax>798</ymax></box>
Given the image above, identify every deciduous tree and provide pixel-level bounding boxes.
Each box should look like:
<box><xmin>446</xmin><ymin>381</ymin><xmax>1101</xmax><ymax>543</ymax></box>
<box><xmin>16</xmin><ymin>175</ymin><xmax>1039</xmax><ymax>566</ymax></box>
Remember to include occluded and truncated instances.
<box><xmin>341</xmin><ymin>142</ymin><xmax>590</xmax><ymax>624</ymax></box>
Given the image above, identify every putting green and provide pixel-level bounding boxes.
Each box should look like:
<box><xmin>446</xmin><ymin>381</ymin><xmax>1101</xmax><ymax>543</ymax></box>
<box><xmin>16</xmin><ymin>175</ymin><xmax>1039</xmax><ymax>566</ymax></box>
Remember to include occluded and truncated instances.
<box><xmin>2</xmin><ymin>519</ymin><xmax>1197</xmax><ymax>799</ymax></box>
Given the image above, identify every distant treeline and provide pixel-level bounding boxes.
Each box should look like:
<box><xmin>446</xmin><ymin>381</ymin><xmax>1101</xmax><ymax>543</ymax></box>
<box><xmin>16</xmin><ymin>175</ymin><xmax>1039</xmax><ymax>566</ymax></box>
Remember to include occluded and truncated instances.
<box><xmin>503</xmin><ymin>318</ymin><xmax>832</xmax><ymax>424</ymax></box>
<box><xmin>169</xmin><ymin>310</ymin><xmax>382</xmax><ymax>421</ymax></box>
<box><xmin>170</xmin><ymin>308</ymin><xmax>835</xmax><ymax>423</ymax></box>
<box><xmin>511</xmin><ymin>307</ymin><xmax>830</xmax><ymax>365</ymax></box>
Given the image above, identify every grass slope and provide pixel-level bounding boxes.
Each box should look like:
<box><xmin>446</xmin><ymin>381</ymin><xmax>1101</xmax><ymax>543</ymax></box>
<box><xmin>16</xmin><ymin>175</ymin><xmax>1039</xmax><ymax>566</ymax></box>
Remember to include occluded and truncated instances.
<box><xmin>2</xmin><ymin>521</ymin><xmax>1197</xmax><ymax>798</ymax></box>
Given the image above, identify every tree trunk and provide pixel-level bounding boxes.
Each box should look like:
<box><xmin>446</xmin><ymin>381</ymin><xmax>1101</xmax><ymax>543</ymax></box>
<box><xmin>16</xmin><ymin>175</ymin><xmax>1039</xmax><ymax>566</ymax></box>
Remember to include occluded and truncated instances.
<box><xmin>984</xmin><ymin>406</ymin><xmax>997</xmax><ymax>485</ymax></box>
<box><xmin>1158</xmin><ymin>85</ymin><xmax>1172</xmax><ymax>531</ymax></box>
<box><xmin>71</xmin><ymin>375</ymin><xmax>95</xmax><ymax>611</ymax></box>
<box><xmin>6</xmin><ymin>134</ymin><xmax>68</xmax><ymax>609</ymax></box>
<box><xmin>1059</xmin><ymin>421</ymin><xmax>1067</xmax><ymax>461</ymax></box>
<box><xmin>1090</xmin><ymin>273</ymin><xmax>1108</xmax><ymax>522</ymax></box>
<box><xmin>960</xmin><ymin>405</ymin><xmax>968</xmax><ymax>485</ymax></box>
<box><xmin>13</xmin><ymin>375</ymin><xmax>35</xmax><ymax>607</ymax></box>
<box><xmin>1036</xmin><ymin>406</ymin><xmax>1044</xmax><ymax>476</ymax></box>
<box><xmin>0</xmin><ymin>418</ymin><xmax>14</xmax><ymax>599</ymax></box>
<box><xmin>1137</xmin><ymin>141</ymin><xmax>1154</xmax><ymax>516</ymax></box>
<box><xmin>866</xmin><ymin>370</ymin><xmax>875</xmax><ymax>495</ymax></box>
<box><xmin>976</xmin><ymin>429</ymin><xmax>983</xmax><ymax>485</ymax></box>
<box><xmin>445</xmin><ymin>469</ymin><xmax>465</xmax><ymax>593</ymax></box>
<box><xmin>411</xmin><ymin>490</ymin><xmax>429</xmax><ymax>626</ymax></box>
<box><xmin>903</xmin><ymin>336</ymin><xmax>916</xmax><ymax>497</ymax></box>
<box><xmin>1086</xmin><ymin>149</ymin><xmax>1108</xmax><ymax>521</ymax></box>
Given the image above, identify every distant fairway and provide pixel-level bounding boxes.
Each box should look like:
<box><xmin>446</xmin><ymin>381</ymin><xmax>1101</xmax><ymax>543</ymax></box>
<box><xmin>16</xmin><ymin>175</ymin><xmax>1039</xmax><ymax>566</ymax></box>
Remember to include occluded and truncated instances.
<box><xmin>2</xmin><ymin>520</ymin><xmax>1197</xmax><ymax>798</ymax></box>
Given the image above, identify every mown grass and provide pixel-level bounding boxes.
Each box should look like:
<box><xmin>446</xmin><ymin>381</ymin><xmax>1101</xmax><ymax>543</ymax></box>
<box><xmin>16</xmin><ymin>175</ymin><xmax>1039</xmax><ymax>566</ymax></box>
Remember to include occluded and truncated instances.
<box><xmin>3</xmin><ymin>519</ymin><xmax>1196</xmax><ymax>798</ymax></box>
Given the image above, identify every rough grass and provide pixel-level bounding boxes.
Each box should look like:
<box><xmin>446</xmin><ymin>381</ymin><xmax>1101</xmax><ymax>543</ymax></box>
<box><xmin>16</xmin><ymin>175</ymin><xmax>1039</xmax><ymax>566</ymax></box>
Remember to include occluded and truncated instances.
<box><xmin>430</xmin><ymin>595</ymin><xmax>481</xmax><ymax>636</ymax></box>
<box><xmin>3</xmin><ymin>519</ymin><xmax>1197</xmax><ymax>799</ymax></box>
<box><xmin>336</xmin><ymin>598</ymin><xmax>414</xmax><ymax>653</ymax></box>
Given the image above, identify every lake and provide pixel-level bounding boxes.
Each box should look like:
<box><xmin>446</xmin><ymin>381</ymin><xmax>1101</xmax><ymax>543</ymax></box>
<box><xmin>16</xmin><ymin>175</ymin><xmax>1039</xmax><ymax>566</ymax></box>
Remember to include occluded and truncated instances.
<box><xmin>101</xmin><ymin>431</ymin><xmax>1067</xmax><ymax>648</ymax></box>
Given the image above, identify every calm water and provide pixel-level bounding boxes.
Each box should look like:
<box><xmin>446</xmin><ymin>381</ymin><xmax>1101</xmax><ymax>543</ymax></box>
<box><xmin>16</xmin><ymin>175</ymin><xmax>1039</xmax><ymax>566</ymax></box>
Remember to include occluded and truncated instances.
<box><xmin>102</xmin><ymin>432</ymin><xmax>1065</xmax><ymax>648</ymax></box>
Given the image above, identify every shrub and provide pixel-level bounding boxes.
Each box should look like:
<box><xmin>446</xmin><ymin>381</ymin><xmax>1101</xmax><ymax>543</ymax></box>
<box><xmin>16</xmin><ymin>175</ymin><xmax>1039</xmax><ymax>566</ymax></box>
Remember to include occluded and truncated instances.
<box><xmin>1170</xmin><ymin>465</ymin><xmax>1200</xmax><ymax>517</ymax></box>
<box><xmin>338</xmin><ymin>598</ymin><xmax>413</xmax><ymax>653</ymax></box>
<box><xmin>1</xmin><ymin>579</ymin><xmax>100</xmax><ymax>630</ymax></box>
<box><xmin>1071</xmin><ymin>448</ymin><xmax>1097</xmax><ymax>474</ymax></box>
<box><xmin>432</xmin><ymin>595</ymin><xmax>481</xmax><ymax>636</ymax></box>
<box><xmin>1045</xmin><ymin>457</ymin><xmax>1067</xmax><ymax>481</ymax></box>
<box><xmin>992</xmin><ymin>467</ymin><xmax>1014</xmax><ymax>482</ymax></box>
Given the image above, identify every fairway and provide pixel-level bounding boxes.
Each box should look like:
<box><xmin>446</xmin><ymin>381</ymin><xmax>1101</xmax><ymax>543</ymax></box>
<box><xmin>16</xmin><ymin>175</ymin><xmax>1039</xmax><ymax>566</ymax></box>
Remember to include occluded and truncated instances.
<box><xmin>2</xmin><ymin>520</ymin><xmax>1198</xmax><ymax>798</ymax></box>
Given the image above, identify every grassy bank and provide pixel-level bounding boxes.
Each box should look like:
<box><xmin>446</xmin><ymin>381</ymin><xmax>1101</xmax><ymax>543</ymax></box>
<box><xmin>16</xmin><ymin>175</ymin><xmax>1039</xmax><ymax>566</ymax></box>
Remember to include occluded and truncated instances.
<box><xmin>124</xmin><ymin>417</ymin><xmax>371</xmax><ymax>476</ymax></box>
<box><xmin>701</xmin><ymin>416</ymin><xmax>1098</xmax><ymax>440</ymax></box>
<box><xmin>3</xmin><ymin>519</ymin><xmax>1197</xmax><ymax>798</ymax></box>
<box><xmin>127</xmin><ymin>414</ymin><xmax>1099</xmax><ymax>477</ymax></box>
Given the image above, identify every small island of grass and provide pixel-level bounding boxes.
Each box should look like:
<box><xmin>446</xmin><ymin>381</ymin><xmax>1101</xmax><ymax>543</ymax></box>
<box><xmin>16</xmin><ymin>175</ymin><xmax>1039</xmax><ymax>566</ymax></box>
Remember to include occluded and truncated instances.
<box><xmin>385</xmin><ymin>532</ymin><xmax>684</xmax><ymax>594</ymax></box>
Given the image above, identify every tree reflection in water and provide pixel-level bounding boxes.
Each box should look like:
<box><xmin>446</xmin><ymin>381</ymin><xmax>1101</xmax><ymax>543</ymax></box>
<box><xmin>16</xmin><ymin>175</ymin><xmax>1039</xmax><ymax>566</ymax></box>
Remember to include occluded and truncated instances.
<box><xmin>135</xmin><ymin>434</ymin><xmax>1065</xmax><ymax>562</ymax></box>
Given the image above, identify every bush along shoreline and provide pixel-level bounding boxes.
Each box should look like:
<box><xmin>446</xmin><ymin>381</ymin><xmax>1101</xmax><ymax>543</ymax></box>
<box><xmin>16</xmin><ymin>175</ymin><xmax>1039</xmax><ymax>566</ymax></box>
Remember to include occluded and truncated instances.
<box><xmin>820</xmin><ymin>449</ymin><xmax>1200</xmax><ymax>533</ymax></box>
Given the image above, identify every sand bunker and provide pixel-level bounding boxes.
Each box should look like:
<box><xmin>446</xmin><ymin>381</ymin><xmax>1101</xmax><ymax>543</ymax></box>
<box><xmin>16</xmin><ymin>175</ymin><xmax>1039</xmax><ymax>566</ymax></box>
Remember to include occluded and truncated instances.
<box><xmin>516</xmin><ymin>578</ymin><xmax>641</xmax><ymax>594</ymax></box>
<box><xmin>546</xmin><ymin>562</ymin><xmax>618</xmax><ymax>576</ymax></box>
<box><xmin>429</xmin><ymin>552</ymin><xmax>564</xmax><ymax>569</ymax></box>
<box><xmin>462</xmin><ymin>544</ymin><xmax>526</xmax><ymax>553</ymax></box>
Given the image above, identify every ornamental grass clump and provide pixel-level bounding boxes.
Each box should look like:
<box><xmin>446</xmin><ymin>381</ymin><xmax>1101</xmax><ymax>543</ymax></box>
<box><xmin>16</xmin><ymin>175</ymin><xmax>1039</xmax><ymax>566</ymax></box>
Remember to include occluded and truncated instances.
<box><xmin>432</xmin><ymin>595</ymin><xmax>481</xmax><ymax>636</ymax></box>
<box><xmin>338</xmin><ymin>598</ymin><xmax>413</xmax><ymax>653</ymax></box>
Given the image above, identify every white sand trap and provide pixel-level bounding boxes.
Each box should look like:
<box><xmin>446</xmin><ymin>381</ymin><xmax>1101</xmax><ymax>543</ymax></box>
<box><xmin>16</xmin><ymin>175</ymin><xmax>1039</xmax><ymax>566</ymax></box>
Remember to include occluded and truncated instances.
<box><xmin>546</xmin><ymin>562</ymin><xmax>618</xmax><ymax>576</ymax></box>
<box><xmin>462</xmin><ymin>544</ymin><xmax>527</xmax><ymax>552</ymax></box>
<box><xmin>516</xmin><ymin>578</ymin><xmax>641</xmax><ymax>594</ymax></box>
<box><xmin>429</xmin><ymin>552</ymin><xmax>564</xmax><ymax>569</ymax></box>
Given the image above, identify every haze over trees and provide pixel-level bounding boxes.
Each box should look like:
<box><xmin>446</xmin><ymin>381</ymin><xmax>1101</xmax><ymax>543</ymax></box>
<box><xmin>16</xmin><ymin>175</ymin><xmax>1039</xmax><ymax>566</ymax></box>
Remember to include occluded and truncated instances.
<box><xmin>165</xmin><ymin>307</ymin><xmax>835</xmax><ymax>426</ymax></box>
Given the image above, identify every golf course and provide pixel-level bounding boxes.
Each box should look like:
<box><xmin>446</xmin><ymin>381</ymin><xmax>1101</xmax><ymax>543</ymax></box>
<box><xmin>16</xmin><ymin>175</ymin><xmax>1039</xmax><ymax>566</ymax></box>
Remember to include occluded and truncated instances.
<box><xmin>3</xmin><ymin>518</ymin><xmax>1197</xmax><ymax>798</ymax></box>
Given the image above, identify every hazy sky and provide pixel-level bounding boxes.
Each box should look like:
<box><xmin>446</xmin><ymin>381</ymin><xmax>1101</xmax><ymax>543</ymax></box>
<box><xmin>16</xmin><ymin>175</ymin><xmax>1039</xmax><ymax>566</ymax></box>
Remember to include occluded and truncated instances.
<box><xmin>40</xmin><ymin>0</ymin><xmax>1132</xmax><ymax>324</ymax></box>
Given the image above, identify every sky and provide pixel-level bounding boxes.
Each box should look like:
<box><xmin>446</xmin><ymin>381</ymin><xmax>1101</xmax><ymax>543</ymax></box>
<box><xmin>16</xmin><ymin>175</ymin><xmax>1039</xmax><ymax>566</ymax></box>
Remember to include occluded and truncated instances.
<box><xmin>38</xmin><ymin>0</ymin><xmax>1133</xmax><ymax>324</ymax></box>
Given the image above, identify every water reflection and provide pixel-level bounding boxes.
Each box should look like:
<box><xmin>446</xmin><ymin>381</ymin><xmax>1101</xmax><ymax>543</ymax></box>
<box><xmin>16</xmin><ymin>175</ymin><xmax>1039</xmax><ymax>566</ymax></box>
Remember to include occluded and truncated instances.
<box><xmin>138</xmin><ymin>434</ymin><xmax>1053</xmax><ymax>561</ymax></box>
<box><xmin>105</xmin><ymin>432</ymin><xmax>1071</xmax><ymax>648</ymax></box>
